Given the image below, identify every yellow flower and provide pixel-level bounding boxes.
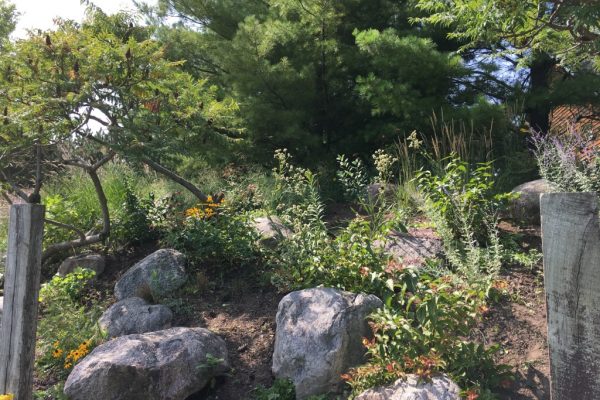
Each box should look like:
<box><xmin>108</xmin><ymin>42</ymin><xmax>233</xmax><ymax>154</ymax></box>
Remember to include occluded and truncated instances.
<box><xmin>206</xmin><ymin>195</ymin><xmax>213</xmax><ymax>203</ymax></box>
<box><xmin>0</xmin><ymin>394</ymin><xmax>14</xmax><ymax>400</ymax></box>
<box><xmin>52</xmin><ymin>348</ymin><xmax>63</xmax><ymax>359</ymax></box>
<box><xmin>64</xmin><ymin>362</ymin><xmax>72</xmax><ymax>369</ymax></box>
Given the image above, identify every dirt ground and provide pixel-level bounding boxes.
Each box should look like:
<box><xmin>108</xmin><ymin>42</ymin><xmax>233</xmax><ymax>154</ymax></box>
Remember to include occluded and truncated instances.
<box><xmin>493</xmin><ymin>224</ymin><xmax>550</xmax><ymax>400</ymax></box>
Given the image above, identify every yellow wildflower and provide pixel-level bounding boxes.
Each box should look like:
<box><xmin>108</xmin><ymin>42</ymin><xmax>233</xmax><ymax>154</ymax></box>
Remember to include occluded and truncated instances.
<box><xmin>64</xmin><ymin>362</ymin><xmax>72</xmax><ymax>369</ymax></box>
<box><xmin>0</xmin><ymin>394</ymin><xmax>14</xmax><ymax>400</ymax></box>
<box><xmin>52</xmin><ymin>348</ymin><xmax>63</xmax><ymax>359</ymax></box>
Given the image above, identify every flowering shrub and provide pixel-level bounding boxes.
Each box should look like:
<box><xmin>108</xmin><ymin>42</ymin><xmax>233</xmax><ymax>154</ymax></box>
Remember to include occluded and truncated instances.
<box><xmin>185</xmin><ymin>195</ymin><xmax>225</xmax><ymax>220</ymax></box>
<box><xmin>164</xmin><ymin>197</ymin><xmax>260</xmax><ymax>271</ymax></box>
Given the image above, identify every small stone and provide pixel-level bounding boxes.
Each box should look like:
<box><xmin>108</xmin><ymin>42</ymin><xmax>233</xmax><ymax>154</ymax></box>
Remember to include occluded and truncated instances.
<box><xmin>58</xmin><ymin>254</ymin><xmax>105</xmax><ymax>277</ymax></box>
<box><xmin>99</xmin><ymin>297</ymin><xmax>173</xmax><ymax>338</ymax></box>
<box><xmin>114</xmin><ymin>249</ymin><xmax>187</xmax><ymax>302</ymax></box>
<box><xmin>354</xmin><ymin>374</ymin><xmax>461</xmax><ymax>400</ymax></box>
<box><xmin>253</xmin><ymin>216</ymin><xmax>292</xmax><ymax>247</ymax></box>
<box><xmin>374</xmin><ymin>231</ymin><xmax>443</xmax><ymax>266</ymax></box>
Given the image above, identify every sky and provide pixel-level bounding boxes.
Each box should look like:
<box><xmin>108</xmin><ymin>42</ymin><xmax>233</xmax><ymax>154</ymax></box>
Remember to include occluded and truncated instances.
<box><xmin>12</xmin><ymin>0</ymin><xmax>153</xmax><ymax>39</ymax></box>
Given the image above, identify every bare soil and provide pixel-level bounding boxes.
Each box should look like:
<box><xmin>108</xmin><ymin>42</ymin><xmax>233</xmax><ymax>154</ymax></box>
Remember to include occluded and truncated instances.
<box><xmin>492</xmin><ymin>224</ymin><xmax>550</xmax><ymax>400</ymax></box>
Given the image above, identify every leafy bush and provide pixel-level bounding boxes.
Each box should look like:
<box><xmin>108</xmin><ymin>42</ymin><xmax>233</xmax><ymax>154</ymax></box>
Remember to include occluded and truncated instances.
<box><xmin>345</xmin><ymin>272</ymin><xmax>511</xmax><ymax>398</ymax></box>
<box><xmin>415</xmin><ymin>155</ymin><xmax>511</xmax><ymax>278</ymax></box>
<box><xmin>111</xmin><ymin>179</ymin><xmax>180</xmax><ymax>246</ymax></box>
<box><xmin>163</xmin><ymin>196</ymin><xmax>261</xmax><ymax>272</ymax></box>
<box><xmin>36</xmin><ymin>268</ymin><xmax>106</xmax><ymax>379</ymax></box>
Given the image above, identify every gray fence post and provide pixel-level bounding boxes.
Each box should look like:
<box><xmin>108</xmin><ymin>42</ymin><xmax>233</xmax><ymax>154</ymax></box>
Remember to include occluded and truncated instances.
<box><xmin>0</xmin><ymin>204</ymin><xmax>45</xmax><ymax>400</ymax></box>
<box><xmin>541</xmin><ymin>192</ymin><xmax>600</xmax><ymax>399</ymax></box>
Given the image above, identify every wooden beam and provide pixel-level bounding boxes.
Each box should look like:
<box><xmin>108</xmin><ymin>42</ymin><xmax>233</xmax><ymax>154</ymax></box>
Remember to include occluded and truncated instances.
<box><xmin>541</xmin><ymin>192</ymin><xmax>600</xmax><ymax>399</ymax></box>
<box><xmin>0</xmin><ymin>204</ymin><xmax>45</xmax><ymax>400</ymax></box>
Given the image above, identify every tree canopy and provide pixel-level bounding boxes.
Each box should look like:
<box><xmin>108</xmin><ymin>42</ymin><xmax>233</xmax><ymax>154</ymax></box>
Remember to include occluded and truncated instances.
<box><xmin>145</xmin><ymin>0</ymin><xmax>509</xmax><ymax>161</ymax></box>
<box><xmin>0</xmin><ymin>7</ymin><xmax>240</xmax><ymax>257</ymax></box>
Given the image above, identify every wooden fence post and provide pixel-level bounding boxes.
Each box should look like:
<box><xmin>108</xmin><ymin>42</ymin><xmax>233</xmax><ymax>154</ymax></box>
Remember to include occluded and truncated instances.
<box><xmin>0</xmin><ymin>204</ymin><xmax>45</xmax><ymax>400</ymax></box>
<box><xmin>541</xmin><ymin>192</ymin><xmax>600</xmax><ymax>400</ymax></box>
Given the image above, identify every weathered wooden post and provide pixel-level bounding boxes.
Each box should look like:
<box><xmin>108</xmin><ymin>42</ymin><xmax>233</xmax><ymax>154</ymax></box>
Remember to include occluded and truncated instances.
<box><xmin>541</xmin><ymin>192</ymin><xmax>600</xmax><ymax>399</ymax></box>
<box><xmin>0</xmin><ymin>204</ymin><xmax>45</xmax><ymax>400</ymax></box>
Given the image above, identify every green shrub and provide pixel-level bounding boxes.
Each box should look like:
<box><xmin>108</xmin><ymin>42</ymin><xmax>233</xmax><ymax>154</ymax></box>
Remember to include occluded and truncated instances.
<box><xmin>345</xmin><ymin>272</ymin><xmax>511</xmax><ymax>398</ymax></box>
<box><xmin>415</xmin><ymin>155</ymin><xmax>511</xmax><ymax>278</ymax></box>
<box><xmin>162</xmin><ymin>197</ymin><xmax>260</xmax><ymax>272</ymax></box>
<box><xmin>336</xmin><ymin>154</ymin><xmax>369</xmax><ymax>202</ymax></box>
<box><xmin>36</xmin><ymin>268</ymin><xmax>106</xmax><ymax>380</ymax></box>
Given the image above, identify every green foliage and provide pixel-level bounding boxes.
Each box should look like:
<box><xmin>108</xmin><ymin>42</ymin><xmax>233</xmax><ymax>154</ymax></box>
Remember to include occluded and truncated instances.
<box><xmin>531</xmin><ymin>131</ymin><xmax>600</xmax><ymax>194</ymax></box>
<box><xmin>416</xmin><ymin>155</ymin><xmax>511</xmax><ymax>278</ymax></box>
<box><xmin>110</xmin><ymin>178</ymin><xmax>177</xmax><ymax>246</ymax></box>
<box><xmin>346</xmin><ymin>272</ymin><xmax>511</xmax><ymax>397</ymax></box>
<box><xmin>336</xmin><ymin>154</ymin><xmax>369</xmax><ymax>202</ymax></box>
<box><xmin>37</xmin><ymin>269</ymin><xmax>106</xmax><ymax>379</ymax></box>
<box><xmin>253</xmin><ymin>379</ymin><xmax>295</xmax><ymax>400</ymax></box>
<box><xmin>416</xmin><ymin>156</ymin><xmax>511</xmax><ymax>242</ymax></box>
<box><xmin>252</xmin><ymin>379</ymin><xmax>328</xmax><ymax>400</ymax></box>
<box><xmin>0</xmin><ymin>0</ymin><xmax>16</xmax><ymax>46</ymax></box>
<box><xmin>147</xmin><ymin>0</ymin><xmax>506</xmax><ymax>162</ymax></box>
<box><xmin>163</xmin><ymin>201</ymin><xmax>261</xmax><ymax>272</ymax></box>
<box><xmin>415</xmin><ymin>0</ymin><xmax>600</xmax><ymax>72</ymax></box>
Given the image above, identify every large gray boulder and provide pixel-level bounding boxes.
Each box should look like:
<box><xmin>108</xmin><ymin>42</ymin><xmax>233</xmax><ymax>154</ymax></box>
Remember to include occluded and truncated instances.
<box><xmin>58</xmin><ymin>254</ymin><xmax>105</xmax><ymax>277</ymax></box>
<box><xmin>508</xmin><ymin>179</ymin><xmax>556</xmax><ymax>225</ymax></box>
<box><xmin>115</xmin><ymin>249</ymin><xmax>187</xmax><ymax>302</ymax></box>
<box><xmin>272</xmin><ymin>288</ymin><xmax>383</xmax><ymax>399</ymax></box>
<box><xmin>99</xmin><ymin>297</ymin><xmax>173</xmax><ymax>338</ymax></box>
<box><xmin>354</xmin><ymin>375</ymin><xmax>461</xmax><ymax>400</ymax></box>
<box><xmin>64</xmin><ymin>327</ymin><xmax>229</xmax><ymax>400</ymax></box>
<box><xmin>253</xmin><ymin>216</ymin><xmax>292</xmax><ymax>247</ymax></box>
<box><xmin>374</xmin><ymin>231</ymin><xmax>443</xmax><ymax>266</ymax></box>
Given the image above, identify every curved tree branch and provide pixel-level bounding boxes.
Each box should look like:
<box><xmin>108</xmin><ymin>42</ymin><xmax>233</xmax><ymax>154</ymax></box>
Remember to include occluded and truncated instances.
<box><xmin>142</xmin><ymin>157</ymin><xmax>208</xmax><ymax>202</ymax></box>
<box><xmin>44</xmin><ymin>218</ymin><xmax>86</xmax><ymax>241</ymax></box>
<box><xmin>42</xmin><ymin>161</ymin><xmax>111</xmax><ymax>262</ymax></box>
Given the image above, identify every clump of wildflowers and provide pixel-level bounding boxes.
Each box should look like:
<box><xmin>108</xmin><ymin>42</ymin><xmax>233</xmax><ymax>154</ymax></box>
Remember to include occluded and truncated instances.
<box><xmin>50</xmin><ymin>339</ymin><xmax>94</xmax><ymax>371</ymax></box>
<box><xmin>185</xmin><ymin>195</ymin><xmax>225</xmax><ymax>220</ymax></box>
